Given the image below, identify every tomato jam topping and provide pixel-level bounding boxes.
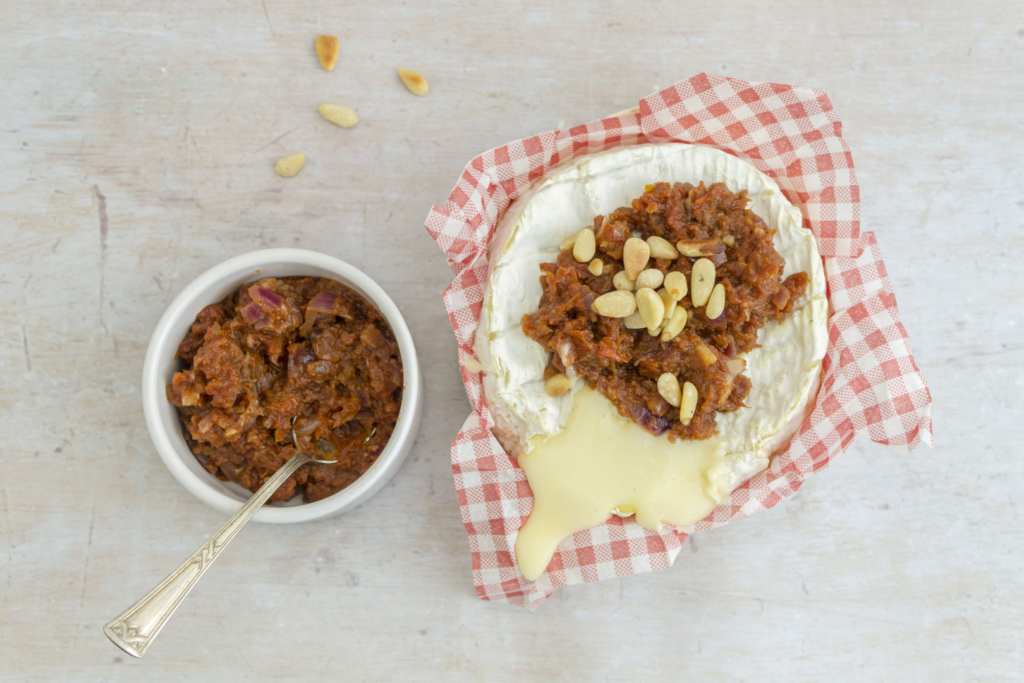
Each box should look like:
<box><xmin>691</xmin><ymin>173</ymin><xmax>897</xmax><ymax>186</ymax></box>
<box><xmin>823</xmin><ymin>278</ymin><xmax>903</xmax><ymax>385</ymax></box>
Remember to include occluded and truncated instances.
<box><xmin>522</xmin><ymin>181</ymin><xmax>809</xmax><ymax>441</ymax></box>
<box><xmin>168</xmin><ymin>277</ymin><xmax>403</xmax><ymax>502</ymax></box>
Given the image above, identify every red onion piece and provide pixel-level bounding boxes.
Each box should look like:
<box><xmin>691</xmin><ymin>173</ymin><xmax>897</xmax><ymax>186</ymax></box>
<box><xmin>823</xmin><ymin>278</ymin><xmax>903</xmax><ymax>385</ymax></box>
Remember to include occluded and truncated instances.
<box><xmin>307</xmin><ymin>290</ymin><xmax>338</xmax><ymax>314</ymax></box>
<box><xmin>630</xmin><ymin>403</ymin><xmax>671</xmax><ymax>435</ymax></box>
<box><xmin>287</xmin><ymin>343</ymin><xmax>315</xmax><ymax>379</ymax></box>
<box><xmin>239</xmin><ymin>302</ymin><xmax>268</xmax><ymax>325</ymax></box>
<box><xmin>297</xmin><ymin>291</ymin><xmax>338</xmax><ymax>336</ymax></box>
<box><xmin>251</xmin><ymin>285</ymin><xmax>283</xmax><ymax>311</ymax></box>
<box><xmin>360</xmin><ymin>324</ymin><xmax>387</xmax><ymax>349</ymax></box>
<box><xmin>724</xmin><ymin>339</ymin><xmax>737</xmax><ymax>358</ymax></box>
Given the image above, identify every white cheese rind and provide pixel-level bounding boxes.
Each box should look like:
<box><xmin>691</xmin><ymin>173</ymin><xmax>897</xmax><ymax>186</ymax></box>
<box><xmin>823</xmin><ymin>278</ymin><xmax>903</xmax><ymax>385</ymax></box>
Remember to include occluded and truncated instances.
<box><xmin>474</xmin><ymin>143</ymin><xmax>827</xmax><ymax>495</ymax></box>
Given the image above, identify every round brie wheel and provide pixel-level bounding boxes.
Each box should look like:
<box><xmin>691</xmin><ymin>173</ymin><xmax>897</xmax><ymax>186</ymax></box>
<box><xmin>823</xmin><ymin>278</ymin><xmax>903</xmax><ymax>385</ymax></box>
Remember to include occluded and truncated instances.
<box><xmin>474</xmin><ymin>143</ymin><xmax>828</xmax><ymax>539</ymax></box>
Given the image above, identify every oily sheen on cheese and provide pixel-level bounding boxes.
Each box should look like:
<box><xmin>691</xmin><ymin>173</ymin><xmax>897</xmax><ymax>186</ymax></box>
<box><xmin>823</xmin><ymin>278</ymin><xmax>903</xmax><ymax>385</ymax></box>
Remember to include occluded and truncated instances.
<box><xmin>474</xmin><ymin>143</ymin><xmax>827</xmax><ymax>581</ymax></box>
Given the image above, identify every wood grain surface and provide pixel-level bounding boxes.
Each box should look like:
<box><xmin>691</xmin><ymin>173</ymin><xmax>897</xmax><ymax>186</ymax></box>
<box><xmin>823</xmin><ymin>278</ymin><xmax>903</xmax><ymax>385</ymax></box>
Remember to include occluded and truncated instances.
<box><xmin>1</xmin><ymin>1</ymin><xmax>1021</xmax><ymax>681</ymax></box>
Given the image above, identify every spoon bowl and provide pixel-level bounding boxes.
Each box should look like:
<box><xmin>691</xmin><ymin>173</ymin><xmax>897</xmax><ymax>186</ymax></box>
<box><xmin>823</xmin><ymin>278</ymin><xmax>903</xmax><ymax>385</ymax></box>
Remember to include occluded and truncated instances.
<box><xmin>142</xmin><ymin>249</ymin><xmax>422</xmax><ymax>523</ymax></box>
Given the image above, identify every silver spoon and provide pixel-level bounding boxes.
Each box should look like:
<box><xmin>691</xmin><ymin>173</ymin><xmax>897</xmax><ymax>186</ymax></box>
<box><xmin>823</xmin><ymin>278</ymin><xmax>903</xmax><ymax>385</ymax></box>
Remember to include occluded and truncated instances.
<box><xmin>104</xmin><ymin>435</ymin><xmax>335</xmax><ymax>658</ymax></box>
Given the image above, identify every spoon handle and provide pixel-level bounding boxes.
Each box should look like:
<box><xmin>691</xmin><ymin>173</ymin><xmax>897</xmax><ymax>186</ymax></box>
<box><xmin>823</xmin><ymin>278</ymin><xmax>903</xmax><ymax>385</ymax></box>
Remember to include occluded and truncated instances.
<box><xmin>103</xmin><ymin>452</ymin><xmax>312</xmax><ymax>658</ymax></box>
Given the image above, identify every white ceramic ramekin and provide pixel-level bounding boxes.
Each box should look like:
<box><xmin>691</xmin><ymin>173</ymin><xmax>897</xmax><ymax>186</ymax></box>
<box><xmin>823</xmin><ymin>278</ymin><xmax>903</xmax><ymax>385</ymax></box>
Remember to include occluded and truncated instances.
<box><xmin>141</xmin><ymin>249</ymin><xmax>422</xmax><ymax>523</ymax></box>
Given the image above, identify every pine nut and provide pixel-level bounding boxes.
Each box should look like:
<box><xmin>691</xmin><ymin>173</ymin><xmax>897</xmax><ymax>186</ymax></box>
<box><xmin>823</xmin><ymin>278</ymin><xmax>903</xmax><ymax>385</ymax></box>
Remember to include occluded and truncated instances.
<box><xmin>664</xmin><ymin>271</ymin><xmax>688</xmax><ymax>300</ymax></box>
<box><xmin>647</xmin><ymin>235</ymin><xmax>679</xmax><ymax>259</ymax></box>
<box><xmin>573</xmin><ymin>228</ymin><xmax>596</xmax><ymax>262</ymax></box>
<box><xmin>592</xmin><ymin>290</ymin><xmax>637</xmax><ymax>318</ymax></box>
<box><xmin>613</xmin><ymin>271</ymin><xmax>635</xmax><ymax>292</ymax></box>
<box><xmin>657</xmin><ymin>288</ymin><xmax>677</xmax><ymax>322</ymax></box>
<box><xmin>559</xmin><ymin>229</ymin><xmax>582</xmax><ymax>251</ymax></box>
<box><xmin>635</xmin><ymin>287</ymin><xmax>665</xmax><ymax>330</ymax></box>
<box><xmin>660</xmin><ymin>307</ymin><xmax>688</xmax><ymax>341</ymax></box>
<box><xmin>726</xmin><ymin>358</ymin><xmax>746</xmax><ymax>376</ymax></box>
<box><xmin>676</xmin><ymin>239</ymin><xmax>725</xmax><ymax>257</ymax></box>
<box><xmin>463</xmin><ymin>357</ymin><xmax>484</xmax><ymax>373</ymax></box>
<box><xmin>588</xmin><ymin>258</ymin><xmax>603</xmax><ymax>276</ymax></box>
<box><xmin>623</xmin><ymin>237</ymin><xmax>650</xmax><ymax>280</ymax></box>
<box><xmin>319</xmin><ymin>103</ymin><xmax>359</xmax><ymax>128</ymax></box>
<box><xmin>705</xmin><ymin>283</ymin><xmax>726</xmax><ymax>319</ymax></box>
<box><xmin>635</xmin><ymin>268</ymin><xmax>664</xmax><ymax>290</ymax></box>
<box><xmin>657</xmin><ymin>373</ymin><xmax>682</xmax><ymax>408</ymax></box>
<box><xmin>695</xmin><ymin>342</ymin><xmax>717</xmax><ymax>366</ymax></box>
<box><xmin>623</xmin><ymin>310</ymin><xmax>646</xmax><ymax>329</ymax></box>
<box><xmin>723</xmin><ymin>235</ymin><xmax>736</xmax><ymax>248</ymax></box>
<box><xmin>690</xmin><ymin>258</ymin><xmax>716</xmax><ymax>307</ymax></box>
<box><xmin>274</xmin><ymin>153</ymin><xmax>306</xmax><ymax>178</ymax></box>
<box><xmin>316</xmin><ymin>35</ymin><xmax>340</xmax><ymax>71</ymax></box>
<box><xmin>680</xmin><ymin>381</ymin><xmax>698</xmax><ymax>424</ymax></box>
<box><xmin>398</xmin><ymin>68</ymin><xmax>429</xmax><ymax>96</ymax></box>
<box><xmin>544</xmin><ymin>373</ymin><xmax>572</xmax><ymax>397</ymax></box>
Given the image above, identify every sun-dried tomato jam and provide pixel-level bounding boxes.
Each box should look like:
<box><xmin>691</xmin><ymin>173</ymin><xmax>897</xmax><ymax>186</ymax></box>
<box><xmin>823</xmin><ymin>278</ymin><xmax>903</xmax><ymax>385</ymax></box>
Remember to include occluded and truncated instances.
<box><xmin>167</xmin><ymin>277</ymin><xmax>403</xmax><ymax>502</ymax></box>
<box><xmin>522</xmin><ymin>181</ymin><xmax>809</xmax><ymax>441</ymax></box>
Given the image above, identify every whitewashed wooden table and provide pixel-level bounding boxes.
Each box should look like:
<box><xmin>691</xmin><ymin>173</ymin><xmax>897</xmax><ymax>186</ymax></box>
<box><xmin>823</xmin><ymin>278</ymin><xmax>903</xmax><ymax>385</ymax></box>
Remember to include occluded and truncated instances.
<box><xmin>1</xmin><ymin>2</ymin><xmax>1021</xmax><ymax>680</ymax></box>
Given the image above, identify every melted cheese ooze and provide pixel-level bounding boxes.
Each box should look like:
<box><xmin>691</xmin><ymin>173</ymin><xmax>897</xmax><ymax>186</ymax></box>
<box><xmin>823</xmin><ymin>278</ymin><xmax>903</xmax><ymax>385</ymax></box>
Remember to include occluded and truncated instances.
<box><xmin>474</xmin><ymin>144</ymin><xmax>827</xmax><ymax>581</ymax></box>
<box><xmin>516</xmin><ymin>387</ymin><xmax>720</xmax><ymax>581</ymax></box>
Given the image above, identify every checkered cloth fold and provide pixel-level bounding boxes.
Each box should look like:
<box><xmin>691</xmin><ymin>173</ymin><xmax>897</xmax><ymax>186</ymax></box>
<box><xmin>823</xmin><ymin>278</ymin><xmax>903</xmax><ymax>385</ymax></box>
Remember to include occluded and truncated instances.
<box><xmin>424</xmin><ymin>73</ymin><xmax>932</xmax><ymax>609</ymax></box>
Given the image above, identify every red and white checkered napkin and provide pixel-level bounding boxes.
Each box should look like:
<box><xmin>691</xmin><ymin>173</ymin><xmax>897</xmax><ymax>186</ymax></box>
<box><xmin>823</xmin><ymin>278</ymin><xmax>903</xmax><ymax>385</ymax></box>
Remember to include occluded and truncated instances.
<box><xmin>424</xmin><ymin>73</ymin><xmax>933</xmax><ymax>609</ymax></box>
